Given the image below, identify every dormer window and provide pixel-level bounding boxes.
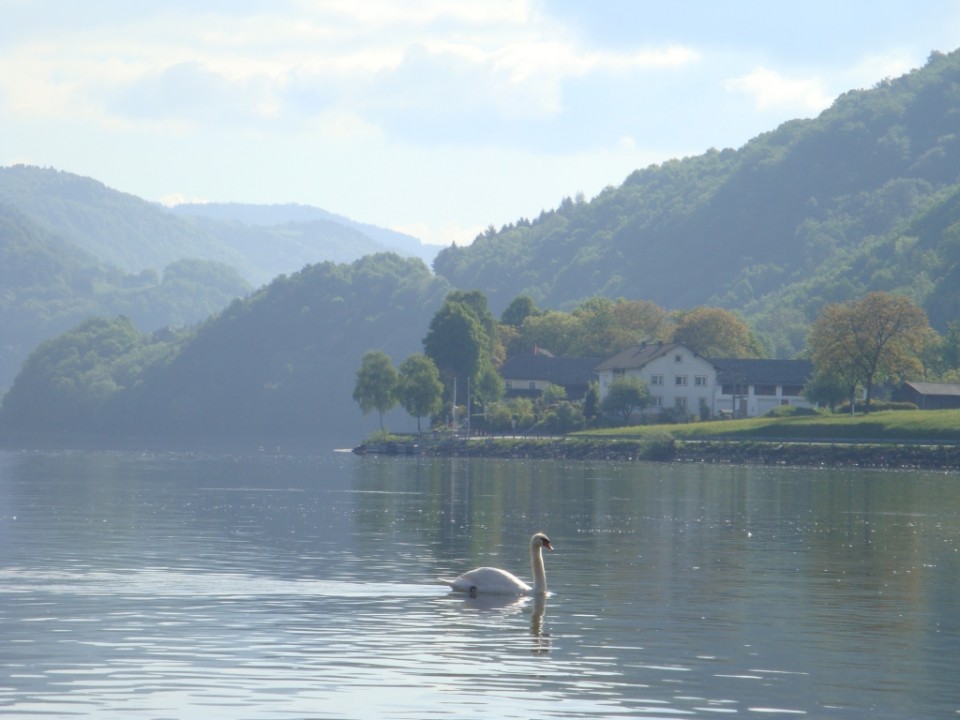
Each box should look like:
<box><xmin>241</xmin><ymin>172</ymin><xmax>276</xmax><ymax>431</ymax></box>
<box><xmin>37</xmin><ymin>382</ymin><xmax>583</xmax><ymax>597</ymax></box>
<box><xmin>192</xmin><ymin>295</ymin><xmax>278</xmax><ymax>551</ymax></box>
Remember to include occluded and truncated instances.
<box><xmin>674</xmin><ymin>354</ymin><xmax>683</xmax><ymax>363</ymax></box>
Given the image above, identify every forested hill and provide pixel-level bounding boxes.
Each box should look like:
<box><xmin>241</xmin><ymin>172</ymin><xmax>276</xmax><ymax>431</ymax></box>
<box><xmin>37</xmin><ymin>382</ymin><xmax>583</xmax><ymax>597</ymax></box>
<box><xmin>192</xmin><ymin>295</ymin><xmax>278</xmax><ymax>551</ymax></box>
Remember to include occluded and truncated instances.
<box><xmin>0</xmin><ymin>166</ymin><xmax>244</xmax><ymax>276</ymax></box>
<box><xmin>0</xmin><ymin>253</ymin><xmax>452</xmax><ymax>446</ymax></box>
<box><xmin>433</xmin><ymin>49</ymin><xmax>960</xmax><ymax>356</ymax></box>
<box><xmin>0</xmin><ymin>203</ymin><xmax>251</xmax><ymax>391</ymax></box>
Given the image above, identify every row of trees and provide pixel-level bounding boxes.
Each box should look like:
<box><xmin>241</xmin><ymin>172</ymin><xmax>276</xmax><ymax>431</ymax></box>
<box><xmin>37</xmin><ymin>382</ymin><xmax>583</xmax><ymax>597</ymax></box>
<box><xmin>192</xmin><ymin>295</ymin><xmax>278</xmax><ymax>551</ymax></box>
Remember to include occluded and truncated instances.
<box><xmin>352</xmin><ymin>351</ymin><xmax>444</xmax><ymax>434</ymax></box>
<box><xmin>352</xmin><ymin>290</ymin><xmax>767</xmax><ymax>434</ymax></box>
<box><xmin>356</xmin><ymin>285</ymin><xmax>955</xmax><ymax>433</ymax></box>
<box><xmin>499</xmin><ymin>296</ymin><xmax>763</xmax><ymax>359</ymax></box>
<box><xmin>352</xmin><ymin>290</ymin><xmax>504</xmax><ymax>434</ymax></box>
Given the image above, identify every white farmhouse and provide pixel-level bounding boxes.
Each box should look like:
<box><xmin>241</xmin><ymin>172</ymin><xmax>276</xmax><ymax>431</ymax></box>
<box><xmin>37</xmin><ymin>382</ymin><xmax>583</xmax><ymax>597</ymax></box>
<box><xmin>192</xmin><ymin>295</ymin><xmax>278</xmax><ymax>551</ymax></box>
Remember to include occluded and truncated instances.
<box><xmin>595</xmin><ymin>342</ymin><xmax>717</xmax><ymax>418</ymax></box>
<box><xmin>595</xmin><ymin>343</ymin><xmax>816</xmax><ymax>420</ymax></box>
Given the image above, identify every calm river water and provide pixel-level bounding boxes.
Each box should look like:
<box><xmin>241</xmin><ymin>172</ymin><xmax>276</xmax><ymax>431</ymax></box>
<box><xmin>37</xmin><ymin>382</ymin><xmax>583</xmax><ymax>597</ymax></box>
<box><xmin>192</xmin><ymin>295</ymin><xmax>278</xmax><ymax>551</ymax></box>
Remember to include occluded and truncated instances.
<box><xmin>0</xmin><ymin>448</ymin><xmax>958</xmax><ymax>719</ymax></box>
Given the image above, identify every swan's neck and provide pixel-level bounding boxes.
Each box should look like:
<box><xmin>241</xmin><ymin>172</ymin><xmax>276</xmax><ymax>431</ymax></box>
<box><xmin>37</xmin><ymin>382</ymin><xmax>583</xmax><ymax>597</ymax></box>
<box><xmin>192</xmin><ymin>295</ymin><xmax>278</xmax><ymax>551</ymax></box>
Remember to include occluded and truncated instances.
<box><xmin>530</xmin><ymin>544</ymin><xmax>547</xmax><ymax>594</ymax></box>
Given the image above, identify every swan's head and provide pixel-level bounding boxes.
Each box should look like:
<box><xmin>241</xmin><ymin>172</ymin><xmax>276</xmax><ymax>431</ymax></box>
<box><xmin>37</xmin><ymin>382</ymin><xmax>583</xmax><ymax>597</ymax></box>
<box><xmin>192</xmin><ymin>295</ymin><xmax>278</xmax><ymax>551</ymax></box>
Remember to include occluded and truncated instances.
<box><xmin>531</xmin><ymin>532</ymin><xmax>553</xmax><ymax>552</ymax></box>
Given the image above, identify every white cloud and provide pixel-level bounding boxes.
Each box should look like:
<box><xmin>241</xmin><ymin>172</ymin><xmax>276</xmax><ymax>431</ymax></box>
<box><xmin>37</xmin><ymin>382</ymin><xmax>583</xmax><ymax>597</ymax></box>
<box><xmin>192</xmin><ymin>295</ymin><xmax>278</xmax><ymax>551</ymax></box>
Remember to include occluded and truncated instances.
<box><xmin>724</xmin><ymin>66</ymin><xmax>832</xmax><ymax>113</ymax></box>
<box><xmin>0</xmin><ymin>1</ymin><xmax>699</xmax><ymax>148</ymax></box>
<box><xmin>157</xmin><ymin>192</ymin><xmax>210</xmax><ymax>207</ymax></box>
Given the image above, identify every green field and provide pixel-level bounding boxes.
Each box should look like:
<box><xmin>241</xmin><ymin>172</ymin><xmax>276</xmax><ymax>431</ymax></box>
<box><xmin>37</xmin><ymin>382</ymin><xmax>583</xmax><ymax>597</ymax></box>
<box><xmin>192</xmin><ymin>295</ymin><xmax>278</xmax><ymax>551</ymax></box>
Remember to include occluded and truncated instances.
<box><xmin>575</xmin><ymin>409</ymin><xmax>960</xmax><ymax>443</ymax></box>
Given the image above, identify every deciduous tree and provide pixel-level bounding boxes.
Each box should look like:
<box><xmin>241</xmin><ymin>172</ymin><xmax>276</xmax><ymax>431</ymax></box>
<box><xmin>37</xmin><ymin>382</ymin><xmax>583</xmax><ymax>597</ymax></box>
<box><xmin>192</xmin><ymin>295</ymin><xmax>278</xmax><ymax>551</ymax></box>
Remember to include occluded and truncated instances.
<box><xmin>352</xmin><ymin>350</ymin><xmax>398</xmax><ymax>432</ymax></box>
<box><xmin>671</xmin><ymin>307</ymin><xmax>763</xmax><ymax>358</ymax></box>
<box><xmin>808</xmin><ymin>292</ymin><xmax>933</xmax><ymax>411</ymax></box>
<box><xmin>397</xmin><ymin>354</ymin><xmax>443</xmax><ymax>436</ymax></box>
<box><xmin>423</xmin><ymin>301</ymin><xmax>485</xmax><ymax>388</ymax></box>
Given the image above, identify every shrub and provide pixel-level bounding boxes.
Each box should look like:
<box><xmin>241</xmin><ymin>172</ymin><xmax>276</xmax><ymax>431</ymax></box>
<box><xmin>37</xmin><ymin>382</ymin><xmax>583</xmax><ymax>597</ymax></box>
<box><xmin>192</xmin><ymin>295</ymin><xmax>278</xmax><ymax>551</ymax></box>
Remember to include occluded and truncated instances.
<box><xmin>835</xmin><ymin>400</ymin><xmax>919</xmax><ymax>414</ymax></box>
<box><xmin>542</xmin><ymin>400</ymin><xmax>585</xmax><ymax>434</ymax></box>
<box><xmin>764</xmin><ymin>405</ymin><xmax>822</xmax><ymax>418</ymax></box>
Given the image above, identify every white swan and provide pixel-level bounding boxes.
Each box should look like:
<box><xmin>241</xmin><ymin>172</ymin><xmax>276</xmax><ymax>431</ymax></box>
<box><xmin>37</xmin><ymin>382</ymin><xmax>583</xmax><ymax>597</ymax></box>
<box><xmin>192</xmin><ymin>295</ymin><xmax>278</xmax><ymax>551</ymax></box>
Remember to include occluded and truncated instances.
<box><xmin>442</xmin><ymin>532</ymin><xmax>553</xmax><ymax>596</ymax></box>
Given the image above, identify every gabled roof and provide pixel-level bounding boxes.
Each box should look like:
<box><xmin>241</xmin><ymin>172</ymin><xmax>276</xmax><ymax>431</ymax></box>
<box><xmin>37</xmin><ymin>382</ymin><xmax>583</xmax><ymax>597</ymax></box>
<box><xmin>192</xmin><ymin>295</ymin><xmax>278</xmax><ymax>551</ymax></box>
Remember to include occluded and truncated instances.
<box><xmin>499</xmin><ymin>355</ymin><xmax>602</xmax><ymax>386</ymax></box>
<box><xmin>904</xmin><ymin>381</ymin><xmax>960</xmax><ymax>397</ymax></box>
<box><xmin>594</xmin><ymin>342</ymin><xmax>687</xmax><ymax>371</ymax></box>
<box><xmin>712</xmin><ymin>358</ymin><xmax>813</xmax><ymax>385</ymax></box>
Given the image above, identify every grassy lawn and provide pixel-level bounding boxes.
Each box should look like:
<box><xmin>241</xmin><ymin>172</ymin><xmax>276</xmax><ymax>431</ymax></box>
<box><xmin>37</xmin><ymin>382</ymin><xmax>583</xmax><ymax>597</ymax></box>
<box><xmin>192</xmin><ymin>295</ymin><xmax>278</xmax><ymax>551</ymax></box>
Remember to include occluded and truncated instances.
<box><xmin>573</xmin><ymin>409</ymin><xmax>960</xmax><ymax>443</ymax></box>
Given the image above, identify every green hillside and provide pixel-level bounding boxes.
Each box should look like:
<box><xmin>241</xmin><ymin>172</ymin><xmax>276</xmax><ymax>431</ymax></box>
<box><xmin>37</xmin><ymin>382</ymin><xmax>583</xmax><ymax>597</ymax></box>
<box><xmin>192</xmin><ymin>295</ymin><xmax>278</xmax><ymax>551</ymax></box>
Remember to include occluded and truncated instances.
<box><xmin>0</xmin><ymin>166</ymin><xmax>245</xmax><ymax>275</ymax></box>
<box><xmin>433</xmin><ymin>49</ymin><xmax>960</xmax><ymax>356</ymax></box>
<box><xmin>0</xmin><ymin>253</ymin><xmax>452</xmax><ymax>446</ymax></box>
<box><xmin>0</xmin><ymin>204</ymin><xmax>250</xmax><ymax>390</ymax></box>
<box><xmin>0</xmin><ymin>166</ymin><xmax>438</xmax><ymax>391</ymax></box>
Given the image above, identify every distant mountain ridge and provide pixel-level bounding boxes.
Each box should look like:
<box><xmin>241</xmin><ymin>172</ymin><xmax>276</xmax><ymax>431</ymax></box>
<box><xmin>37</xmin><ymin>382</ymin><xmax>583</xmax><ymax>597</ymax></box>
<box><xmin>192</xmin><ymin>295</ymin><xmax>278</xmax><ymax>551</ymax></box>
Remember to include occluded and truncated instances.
<box><xmin>0</xmin><ymin>166</ymin><xmax>437</xmax><ymax>286</ymax></box>
<box><xmin>169</xmin><ymin>202</ymin><xmax>438</xmax><ymax>265</ymax></box>
<box><xmin>0</xmin><ymin>164</ymin><xmax>438</xmax><ymax>391</ymax></box>
<box><xmin>0</xmin><ymin>202</ymin><xmax>251</xmax><ymax>391</ymax></box>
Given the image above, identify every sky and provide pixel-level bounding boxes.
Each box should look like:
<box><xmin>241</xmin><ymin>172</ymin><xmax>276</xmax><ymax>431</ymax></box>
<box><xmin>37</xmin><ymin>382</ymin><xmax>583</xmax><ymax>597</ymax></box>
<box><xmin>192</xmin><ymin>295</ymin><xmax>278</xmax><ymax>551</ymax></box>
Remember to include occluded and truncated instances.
<box><xmin>2</xmin><ymin>1</ymin><xmax>958</xmax><ymax>247</ymax></box>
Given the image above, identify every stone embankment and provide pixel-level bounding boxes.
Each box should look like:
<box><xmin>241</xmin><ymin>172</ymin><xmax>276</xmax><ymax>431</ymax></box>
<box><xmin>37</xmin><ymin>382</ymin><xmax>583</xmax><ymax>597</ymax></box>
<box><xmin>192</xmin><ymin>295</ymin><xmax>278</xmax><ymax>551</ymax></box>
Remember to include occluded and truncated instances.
<box><xmin>354</xmin><ymin>436</ymin><xmax>960</xmax><ymax>471</ymax></box>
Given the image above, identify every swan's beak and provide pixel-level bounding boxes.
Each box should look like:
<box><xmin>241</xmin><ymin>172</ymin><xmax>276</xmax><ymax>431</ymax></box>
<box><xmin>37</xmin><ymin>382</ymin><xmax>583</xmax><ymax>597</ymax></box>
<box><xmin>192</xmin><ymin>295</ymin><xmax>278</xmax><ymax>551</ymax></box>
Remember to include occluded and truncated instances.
<box><xmin>543</xmin><ymin>539</ymin><xmax>553</xmax><ymax>551</ymax></box>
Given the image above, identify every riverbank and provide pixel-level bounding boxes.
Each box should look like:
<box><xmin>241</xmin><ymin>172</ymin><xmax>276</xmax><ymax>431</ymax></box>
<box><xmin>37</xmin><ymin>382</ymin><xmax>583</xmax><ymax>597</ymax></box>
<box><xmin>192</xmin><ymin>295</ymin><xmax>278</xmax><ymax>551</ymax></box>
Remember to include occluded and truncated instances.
<box><xmin>353</xmin><ymin>435</ymin><xmax>960</xmax><ymax>471</ymax></box>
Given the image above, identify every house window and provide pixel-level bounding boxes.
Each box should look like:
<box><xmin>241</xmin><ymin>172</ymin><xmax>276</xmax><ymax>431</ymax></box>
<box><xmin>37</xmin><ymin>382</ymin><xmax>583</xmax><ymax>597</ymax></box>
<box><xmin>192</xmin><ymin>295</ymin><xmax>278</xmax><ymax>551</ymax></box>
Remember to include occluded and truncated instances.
<box><xmin>755</xmin><ymin>384</ymin><xmax>777</xmax><ymax>396</ymax></box>
<box><xmin>613</xmin><ymin>369</ymin><xmax>625</xmax><ymax>377</ymax></box>
<box><xmin>675</xmin><ymin>396</ymin><xmax>687</xmax><ymax>409</ymax></box>
<box><xmin>528</xmin><ymin>381</ymin><xmax>537</xmax><ymax>390</ymax></box>
<box><xmin>675</xmin><ymin>375</ymin><xmax>688</xmax><ymax>386</ymax></box>
<box><xmin>652</xmin><ymin>395</ymin><xmax>662</xmax><ymax>407</ymax></box>
<box><xmin>694</xmin><ymin>375</ymin><xmax>708</xmax><ymax>387</ymax></box>
<box><xmin>674</xmin><ymin>354</ymin><xmax>683</xmax><ymax>363</ymax></box>
<box><xmin>505</xmin><ymin>381</ymin><xmax>513</xmax><ymax>389</ymax></box>
<box><xmin>782</xmin><ymin>384</ymin><xmax>804</xmax><ymax>396</ymax></box>
<box><xmin>650</xmin><ymin>374</ymin><xmax>664</xmax><ymax>386</ymax></box>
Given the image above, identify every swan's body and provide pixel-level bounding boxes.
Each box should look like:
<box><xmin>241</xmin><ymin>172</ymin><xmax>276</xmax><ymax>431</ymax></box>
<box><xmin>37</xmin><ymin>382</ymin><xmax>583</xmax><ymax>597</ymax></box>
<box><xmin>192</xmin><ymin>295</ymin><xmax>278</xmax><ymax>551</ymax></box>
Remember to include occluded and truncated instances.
<box><xmin>443</xmin><ymin>532</ymin><xmax>553</xmax><ymax>596</ymax></box>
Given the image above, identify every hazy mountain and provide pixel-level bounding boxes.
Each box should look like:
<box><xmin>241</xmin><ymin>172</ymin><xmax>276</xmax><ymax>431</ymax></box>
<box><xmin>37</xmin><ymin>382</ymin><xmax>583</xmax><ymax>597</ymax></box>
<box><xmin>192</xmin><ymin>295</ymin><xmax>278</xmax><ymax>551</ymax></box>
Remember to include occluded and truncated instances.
<box><xmin>0</xmin><ymin>166</ymin><xmax>440</xmax><ymax>389</ymax></box>
<box><xmin>0</xmin><ymin>202</ymin><xmax>251</xmax><ymax>390</ymax></box>
<box><xmin>0</xmin><ymin>166</ymin><xmax>245</xmax><ymax>275</ymax></box>
<box><xmin>169</xmin><ymin>202</ymin><xmax>440</xmax><ymax>266</ymax></box>
<box><xmin>0</xmin><ymin>166</ymin><xmax>438</xmax><ymax>286</ymax></box>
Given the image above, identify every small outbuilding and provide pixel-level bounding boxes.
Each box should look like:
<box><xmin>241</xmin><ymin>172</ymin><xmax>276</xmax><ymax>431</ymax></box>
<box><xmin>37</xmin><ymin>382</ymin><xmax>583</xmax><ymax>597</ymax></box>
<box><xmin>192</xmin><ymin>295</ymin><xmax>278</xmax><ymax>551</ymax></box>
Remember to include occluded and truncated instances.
<box><xmin>894</xmin><ymin>381</ymin><xmax>960</xmax><ymax>410</ymax></box>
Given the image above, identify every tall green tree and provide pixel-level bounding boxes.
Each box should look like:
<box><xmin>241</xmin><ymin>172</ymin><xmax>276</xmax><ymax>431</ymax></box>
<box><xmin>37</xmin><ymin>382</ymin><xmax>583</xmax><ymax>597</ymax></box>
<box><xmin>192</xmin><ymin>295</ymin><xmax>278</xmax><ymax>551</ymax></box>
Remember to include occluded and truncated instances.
<box><xmin>423</xmin><ymin>293</ymin><xmax>495</xmax><ymax>397</ymax></box>
<box><xmin>352</xmin><ymin>350</ymin><xmax>398</xmax><ymax>432</ymax></box>
<box><xmin>809</xmin><ymin>292</ymin><xmax>933</xmax><ymax>411</ymax></box>
<box><xmin>397</xmin><ymin>354</ymin><xmax>443</xmax><ymax>435</ymax></box>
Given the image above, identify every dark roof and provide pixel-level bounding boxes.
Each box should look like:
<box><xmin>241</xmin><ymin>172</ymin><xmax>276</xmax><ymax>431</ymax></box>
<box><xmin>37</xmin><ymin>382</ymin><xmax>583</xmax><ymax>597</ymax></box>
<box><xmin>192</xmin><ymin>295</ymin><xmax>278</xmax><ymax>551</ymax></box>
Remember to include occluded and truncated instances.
<box><xmin>499</xmin><ymin>355</ymin><xmax>602</xmax><ymax>386</ymax></box>
<box><xmin>904</xmin><ymin>381</ymin><xmax>960</xmax><ymax>397</ymax></box>
<box><xmin>594</xmin><ymin>342</ymin><xmax>686</xmax><ymax>371</ymax></box>
<box><xmin>713</xmin><ymin>358</ymin><xmax>813</xmax><ymax>385</ymax></box>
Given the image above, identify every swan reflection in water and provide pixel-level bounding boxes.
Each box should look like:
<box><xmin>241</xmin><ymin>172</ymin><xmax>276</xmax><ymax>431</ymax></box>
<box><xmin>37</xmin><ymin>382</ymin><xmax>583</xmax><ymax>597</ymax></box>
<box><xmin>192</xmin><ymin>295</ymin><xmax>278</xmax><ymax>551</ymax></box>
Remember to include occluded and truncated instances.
<box><xmin>455</xmin><ymin>592</ymin><xmax>551</xmax><ymax>654</ymax></box>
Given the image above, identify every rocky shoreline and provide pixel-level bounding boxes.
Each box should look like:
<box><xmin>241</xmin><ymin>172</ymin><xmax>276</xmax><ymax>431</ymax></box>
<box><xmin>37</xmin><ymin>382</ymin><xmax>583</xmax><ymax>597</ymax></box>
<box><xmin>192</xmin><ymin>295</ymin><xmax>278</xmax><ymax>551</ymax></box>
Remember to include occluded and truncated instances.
<box><xmin>354</xmin><ymin>436</ymin><xmax>960</xmax><ymax>471</ymax></box>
